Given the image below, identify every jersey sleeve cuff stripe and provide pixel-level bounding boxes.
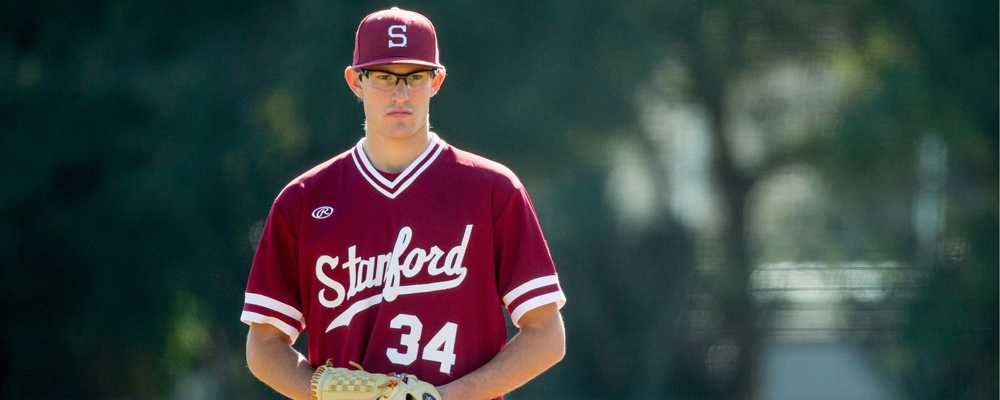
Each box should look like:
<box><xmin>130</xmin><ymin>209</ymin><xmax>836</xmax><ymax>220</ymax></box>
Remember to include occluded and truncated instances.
<box><xmin>243</xmin><ymin>303</ymin><xmax>305</xmax><ymax>330</ymax></box>
<box><xmin>509</xmin><ymin>291</ymin><xmax>566</xmax><ymax>328</ymax></box>
<box><xmin>244</xmin><ymin>292</ymin><xmax>304</xmax><ymax>323</ymax></box>
<box><xmin>502</xmin><ymin>275</ymin><xmax>561</xmax><ymax>306</ymax></box>
<box><xmin>241</xmin><ymin>311</ymin><xmax>301</xmax><ymax>343</ymax></box>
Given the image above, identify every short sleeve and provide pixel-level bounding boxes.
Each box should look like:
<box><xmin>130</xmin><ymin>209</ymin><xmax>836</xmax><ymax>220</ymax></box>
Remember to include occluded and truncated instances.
<box><xmin>240</xmin><ymin>185</ymin><xmax>306</xmax><ymax>342</ymax></box>
<box><xmin>494</xmin><ymin>178</ymin><xmax>566</xmax><ymax>327</ymax></box>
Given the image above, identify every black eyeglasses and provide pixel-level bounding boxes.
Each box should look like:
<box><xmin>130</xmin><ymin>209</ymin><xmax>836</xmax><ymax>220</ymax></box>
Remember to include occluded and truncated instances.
<box><xmin>359</xmin><ymin>69</ymin><xmax>437</xmax><ymax>91</ymax></box>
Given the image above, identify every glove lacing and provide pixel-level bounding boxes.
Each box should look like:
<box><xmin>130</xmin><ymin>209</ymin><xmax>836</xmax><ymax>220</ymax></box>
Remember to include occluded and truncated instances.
<box><xmin>348</xmin><ymin>361</ymin><xmax>402</xmax><ymax>393</ymax></box>
<box><xmin>310</xmin><ymin>360</ymin><xmax>402</xmax><ymax>400</ymax></box>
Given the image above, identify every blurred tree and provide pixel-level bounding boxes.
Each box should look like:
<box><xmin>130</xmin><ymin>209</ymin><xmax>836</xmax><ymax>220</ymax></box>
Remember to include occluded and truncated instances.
<box><xmin>622</xmin><ymin>1</ymin><xmax>850</xmax><ymax>397</ymax></box>
<box><xmin>827</xmin><ymin>1</ymin><xmax>998</xmax><ymax>399</ymax></box>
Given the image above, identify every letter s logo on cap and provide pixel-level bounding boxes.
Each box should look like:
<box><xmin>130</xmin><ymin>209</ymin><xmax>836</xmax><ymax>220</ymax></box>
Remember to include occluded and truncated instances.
<box><xmin>388</xmin><ymin>25</ymin><xmax>407</xmax><ymax>48</ymax></box>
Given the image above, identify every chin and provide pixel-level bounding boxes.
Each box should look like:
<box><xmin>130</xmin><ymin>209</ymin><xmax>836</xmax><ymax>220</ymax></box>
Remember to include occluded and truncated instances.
<box><xmin>381</xmin><ymin>125</ymin><xmax>422</xmax><ymax>140</ymax></box>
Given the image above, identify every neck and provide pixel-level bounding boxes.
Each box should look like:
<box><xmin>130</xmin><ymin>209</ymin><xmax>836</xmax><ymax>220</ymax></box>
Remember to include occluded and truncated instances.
<box><xmin>362</xmin><ymin>129</ymin><xmax>432</xmax><ymax>173</ymax></box>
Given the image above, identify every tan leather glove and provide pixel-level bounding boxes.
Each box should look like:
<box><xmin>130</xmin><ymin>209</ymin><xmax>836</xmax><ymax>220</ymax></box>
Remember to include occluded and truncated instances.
<box><xmin>310</xmin><ymin>361</ymin><xmax>442</xmax><ymax>400</ymax></box>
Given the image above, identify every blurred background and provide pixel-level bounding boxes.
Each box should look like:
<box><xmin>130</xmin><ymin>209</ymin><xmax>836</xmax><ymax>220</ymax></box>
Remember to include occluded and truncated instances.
<box><xmin>2</xmin><ymin>1</ymin><xmax>996</xmax><ymax>399</ymax></box>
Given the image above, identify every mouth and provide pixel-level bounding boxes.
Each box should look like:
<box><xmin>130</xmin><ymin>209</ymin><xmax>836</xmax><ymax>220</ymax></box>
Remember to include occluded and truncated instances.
<box><xmin>386</xmin><ymin>110</ymin><xmax>413</xmax><ymax>117</ymax></box>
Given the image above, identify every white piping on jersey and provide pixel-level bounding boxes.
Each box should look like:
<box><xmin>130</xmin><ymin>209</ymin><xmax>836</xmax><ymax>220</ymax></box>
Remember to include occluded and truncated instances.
<box><xmin>240</xmin><ymin>311</ymin><xmax>301</xmax><ymax>343</ymax></box>
<box><xmin>244</xmin><ymin>292</ymin><xmax>305</xmax><ymax>326</ymax></box>
<box><xmin>390</xmin><ymin>144</ymin><xmax>444</xmax><ymax>196</ymax></box>
<box><xmin>509</xmin><ymin>291</ymin><xmax>566</xmax><ymax>328</ymax></box>
<box><xmin>502</xmin><ymin>275</ymin><xmax>561</xmax><ymax>307</ymax></box>
<box><xmin>350</xmin><ymin>132</ymin><xmax>445</xmax><ymax>199</ymax></box>
<box><xmin>356</xmin><ymin>132</ymin><xmax>441</xmax><ymax>188</ymax></box>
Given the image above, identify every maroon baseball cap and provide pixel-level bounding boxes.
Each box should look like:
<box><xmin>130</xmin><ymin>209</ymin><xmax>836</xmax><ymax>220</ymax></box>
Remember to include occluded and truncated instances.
<box><xmin>352</xmin><ymin>7</ymin><xmax>444</xmax><ymax>70</ymax></box>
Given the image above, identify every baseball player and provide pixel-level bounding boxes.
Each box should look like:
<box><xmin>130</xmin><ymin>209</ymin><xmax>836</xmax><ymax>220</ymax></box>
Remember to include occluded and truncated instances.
<box><xmin>242</xmin><ymin>7</ymin><xmax>566</xmax><ymax>400</ymax></box>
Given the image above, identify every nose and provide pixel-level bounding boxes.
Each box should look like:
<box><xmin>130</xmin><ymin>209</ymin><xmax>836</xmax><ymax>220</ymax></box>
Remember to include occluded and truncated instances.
<box><xmin>390</xmin><ymin>79</ymin><xmax>411</xmax><ymax>99</ymax></box>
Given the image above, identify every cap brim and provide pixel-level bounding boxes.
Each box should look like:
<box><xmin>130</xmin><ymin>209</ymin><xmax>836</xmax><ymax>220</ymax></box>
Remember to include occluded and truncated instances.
<box><xmin>352</xmin><ymin>57</ymin><xmax>444</xmax><ymax>70</ymax></box>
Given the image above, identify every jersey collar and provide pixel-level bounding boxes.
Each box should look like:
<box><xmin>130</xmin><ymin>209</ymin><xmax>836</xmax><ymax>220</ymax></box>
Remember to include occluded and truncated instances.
<box><xmin>350</xmin><ymin>132</ymin><xmax>446</xmax><ymax>199</ymax></box>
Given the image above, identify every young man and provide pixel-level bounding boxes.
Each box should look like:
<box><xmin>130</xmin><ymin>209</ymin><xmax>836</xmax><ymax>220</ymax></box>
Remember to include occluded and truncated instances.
<box><xmin>241</xmin><ymin>7</ymin><xmax>566</xmax><ymax>400</ymax></box>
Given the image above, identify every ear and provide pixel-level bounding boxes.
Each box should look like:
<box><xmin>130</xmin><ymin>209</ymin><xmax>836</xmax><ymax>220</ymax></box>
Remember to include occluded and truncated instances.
<box><xmin>344</xmin><ymin>66</ymin><xmax>364</xmax><ymax>99</ymax></box>
<box><xmin>429</xmin><ymin>69</ymin><xmax>447</xmax><ymax>97</ymax></box>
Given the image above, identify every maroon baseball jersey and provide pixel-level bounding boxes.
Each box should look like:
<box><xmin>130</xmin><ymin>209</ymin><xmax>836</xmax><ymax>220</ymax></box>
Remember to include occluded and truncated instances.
<box><xmin>241</xmin><ymin>132</ymin><xmax>565</xmax><ymax>387</ymax></box>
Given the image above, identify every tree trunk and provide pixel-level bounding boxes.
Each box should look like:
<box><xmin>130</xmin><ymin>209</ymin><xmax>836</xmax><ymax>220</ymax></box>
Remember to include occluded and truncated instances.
<box><xmin>703</xmin><ymin>78</ymin><xmax>760</xmax><ymax>400</ymax></box>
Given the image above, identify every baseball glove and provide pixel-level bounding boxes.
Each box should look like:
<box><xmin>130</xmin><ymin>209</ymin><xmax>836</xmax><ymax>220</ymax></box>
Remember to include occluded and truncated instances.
<box><xmin>310</xmin><ymin>361</ymin><xmax>442</xmax><ymax>400</ymax></box>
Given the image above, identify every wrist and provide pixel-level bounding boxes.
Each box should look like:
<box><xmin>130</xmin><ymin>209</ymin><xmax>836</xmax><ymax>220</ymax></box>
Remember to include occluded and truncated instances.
<box><xmin>437</xmin><ymin>381</ymin><xmax>469</xmax><ymax>400</ymax></box>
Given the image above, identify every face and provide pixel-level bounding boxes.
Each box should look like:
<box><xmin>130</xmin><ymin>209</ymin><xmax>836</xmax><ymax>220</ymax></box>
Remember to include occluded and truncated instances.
<box><xmin>345</xmin><ymin>63</ymin><xmax>446</xmax><ymax>142</ymax></box>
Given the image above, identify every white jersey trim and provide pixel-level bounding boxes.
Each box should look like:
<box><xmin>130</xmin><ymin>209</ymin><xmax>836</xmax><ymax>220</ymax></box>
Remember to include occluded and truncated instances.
<box><xmin>245</xmin><ymin>292</ymin><xmax>304</xmax><ymax>326</ymax></box>
<box><xmin>502</xmin><ymin>275</ymin><xmax>561</xmax><ymax>306</ymax></box>
<box><xmin>357</xmin><ymin>132</ymin><xmax>441</xmax><ymax>189</ymax></box>
<box><xmin>392</xmin><ymin>144</ymin><xmax>444</xmax><ymax>196</ymax></box>
<box><xmin>509</xmin><ymin>291</ymin><xmax>566</xmax><ymax>328</ymax></box>
<box><xmin>241</xmin><ymin>311</ymin><xmax>301</xmax><ymax>343</ymax></box>
<box><xmin>351</xmin><ymin>133</ymin><xmax>445</xmax><ymax>199</ymax></box>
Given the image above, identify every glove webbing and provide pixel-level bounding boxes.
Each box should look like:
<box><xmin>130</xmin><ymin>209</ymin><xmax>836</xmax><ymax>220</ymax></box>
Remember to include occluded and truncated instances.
<box><xmin>311</xmin><ymin>360</ymin><xmax>402</xmax><ymax>400</ymax></box>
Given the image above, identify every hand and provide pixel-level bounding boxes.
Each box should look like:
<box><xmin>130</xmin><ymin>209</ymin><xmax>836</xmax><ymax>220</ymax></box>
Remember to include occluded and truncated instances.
<box><xmin>394</xmin><ymin>374</ymin><xmax>442</xmax><ymax>400</ymax></box>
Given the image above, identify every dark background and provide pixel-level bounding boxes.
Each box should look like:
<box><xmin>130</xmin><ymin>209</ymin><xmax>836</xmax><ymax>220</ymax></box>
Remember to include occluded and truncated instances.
<box><xmin>2</xmin><ymin>1</ymin><xmax>996</xmax><ymax>399</ymax></box>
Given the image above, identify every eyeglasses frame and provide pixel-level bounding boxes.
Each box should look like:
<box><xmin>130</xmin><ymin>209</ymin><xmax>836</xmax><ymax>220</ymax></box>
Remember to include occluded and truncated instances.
<box><xmin>357</xmin><ymin>68</ymin><xmax>440</xmax><ymax>90</ymax></box>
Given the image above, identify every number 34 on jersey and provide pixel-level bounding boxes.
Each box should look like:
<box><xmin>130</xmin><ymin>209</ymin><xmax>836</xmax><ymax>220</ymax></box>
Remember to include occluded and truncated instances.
<box><xmin>386</xmin><ymin>313</ymin><xmax>458</xmax><ymax>374</ymax></box>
